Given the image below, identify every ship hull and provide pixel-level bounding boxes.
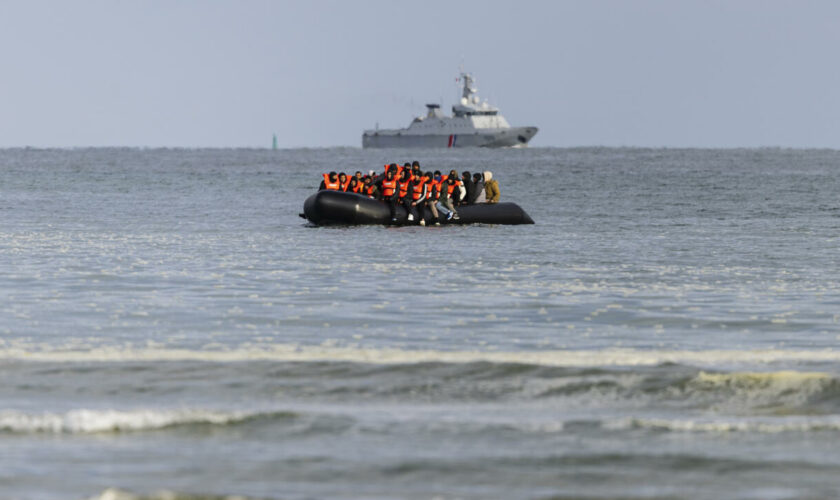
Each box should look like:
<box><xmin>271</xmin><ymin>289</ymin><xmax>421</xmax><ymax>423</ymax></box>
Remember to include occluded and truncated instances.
<box><xmin>303</xmin><ymin>190</ymin><xmax>534</xmax><ymax>226</ymax></box>
<box><xmin>362</xmin><ymin>127</ymin><xmax>537</xmax><ymax>149</ymax></box>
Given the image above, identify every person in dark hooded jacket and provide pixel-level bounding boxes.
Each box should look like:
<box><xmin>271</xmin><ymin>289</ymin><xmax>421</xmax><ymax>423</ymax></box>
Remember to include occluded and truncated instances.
<box><xmin>460</xmin><ymin>171</ymin><xmax>474</xmax><ymax>206</ymax></box>
<box><xmin>470</xmin><ymin>172</ymin><xmax>486</xmax><ymax>204</ymax></box>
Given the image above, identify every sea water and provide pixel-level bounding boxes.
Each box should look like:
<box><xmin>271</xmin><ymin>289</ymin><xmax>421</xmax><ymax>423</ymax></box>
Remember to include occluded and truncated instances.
<box><xmin>1</xmin><ymin>147</ymin><xmax>840</xmax><ymax>499</ymax></box>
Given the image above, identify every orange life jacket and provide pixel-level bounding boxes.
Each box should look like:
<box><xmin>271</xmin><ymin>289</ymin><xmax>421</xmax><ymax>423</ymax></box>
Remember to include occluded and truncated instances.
<box><xmin>322</xmin><ymin>174</ymin><xmax>341</xmax><ymax>190</ymax></box>
<box><xmin>339</xmin><ymin>178</ymin><xmax>351</xmax><ymax>191</ymax></box>
<box><xmin>428</xmin><ymin>179</ymin><xmax>440</xmax><ymax>200</ymax></box>
<box><xmin>384</xmin><ymin>165</ymin><xmax>402</xmax><ymax>178</ymax></box>
<box><xmin>398</xmin><ymin>179</ymin><xmax>410</xmax><ymax>199</ymax></box>
<box><xmin>410</xmin><ymin>181</ymin><xmax>426</xmax><ymax>201</ymax></box>
<box><xmin>381</xmin><ymin>177</ymin><xmax>398</xmax><ymax>197</ymax></box>
<box><xmin>365</xmin><ymin>184</ymin><xmax>376</xmax><ymax>197</ymax></box>
<box><xmin>445</xmin><ymin>178</ymin><xmax>461</xmax><ymax>196</ymax></box>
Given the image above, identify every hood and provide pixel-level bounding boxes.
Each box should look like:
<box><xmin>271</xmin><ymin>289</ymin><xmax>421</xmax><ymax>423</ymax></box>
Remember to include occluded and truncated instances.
<box><xmin>483</xmin><ymin>171</ymin><xmax>493</xmax><ymax>182</ymax></box>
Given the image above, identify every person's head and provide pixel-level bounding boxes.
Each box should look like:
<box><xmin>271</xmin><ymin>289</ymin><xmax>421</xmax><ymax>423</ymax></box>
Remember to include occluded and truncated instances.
<box><xmin>403</xmin><ymin>162</ymin><xmax>412</xmax><ymax>170</ymax></box>
<box><xmin>462</xmin><ymin>171</ymin><xmax>471</xmax><ymax>181</ymax></box>
<box><xmin>328</xmin><ymin>171</ymin><xmax>338</xmax><ymax>181</ymax></box>
<box><xmin>400</xmin><ymin>169</ymin><xmax>409</xmax><ymax>180</ymax></box>
<box><xmin>424</xmin><ymin>171</ymin><xmax>433</xmax><ymax>182</ymax></box>
<box><xmin>363</xmin><ymin>176</ymin><xmax>372</xmax><ymax>185</ymax></box>
<box><xmin>473</xmin><ymin>172</ymin><xmax>483</xmax><ymax>182</ymax></box>
<box><xmin>385</xmin><ymin>169</ymin><xmax>395</xmax><ymax>179</ymax></box>
<box><xmin>338</xmin><ymin>172</ymin><xmax>347</xmax><ymax>182</ymax></box>
<box><xmin>412</xmin><ymin>160</ymin><xmax>420</xmax><ymax>168</ymax></box>
<box><xmin>354</xmin><ymin>171</ymin><xmax>362</xmax><ymax>179</ymax></box>
<box><xmin>389</xmin><ymin>163</ymin><xmax>398</xmax><ymax>173</ymax></box>
<box><xmin>433</xmin><ymin>170</ymin><xmax>441</xmax><ymax>179</ymax></box>
<box><xmin>484</xmin><ymin>171</ymin><xmax>493</xmax><ymax>182</ymax></box>
<box><xmin>449</xmin><ymin>169</ymin><xmax>458</xmax><ymax>178</ymax></box>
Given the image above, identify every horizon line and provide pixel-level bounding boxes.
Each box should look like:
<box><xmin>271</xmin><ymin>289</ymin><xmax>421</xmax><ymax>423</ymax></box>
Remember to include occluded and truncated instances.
<box><xmin>1</xmin><ymin>145</ymin><xmax>838</xmax><ymax>151</ymax></box>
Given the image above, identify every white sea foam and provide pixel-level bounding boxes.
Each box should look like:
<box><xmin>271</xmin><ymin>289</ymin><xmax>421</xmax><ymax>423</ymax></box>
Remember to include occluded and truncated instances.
<box><xmin>0</xmin><ymin>408</ymin><xmax>262</xmax><ymax>434</ymax></box>
<box><xmin>2</xmin><ymin>344</ymin><xmax>840</xmax><ymax>368</ymax></box>
<box><xmin>690</xmin><ymin>370</ymin><xmax>834</xmax><ymax>396</ymax></box>
<box><xmin>605</xmin><ymin>416</ymin><xmax>840</xmax><ymax>433</ymax></box>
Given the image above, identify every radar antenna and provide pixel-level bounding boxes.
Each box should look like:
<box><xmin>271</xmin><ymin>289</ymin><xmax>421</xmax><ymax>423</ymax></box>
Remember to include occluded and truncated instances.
<box><xmin>460</xmin><ymin>70</ymin><xmax>477</xmax><ymax>100</ymax></box>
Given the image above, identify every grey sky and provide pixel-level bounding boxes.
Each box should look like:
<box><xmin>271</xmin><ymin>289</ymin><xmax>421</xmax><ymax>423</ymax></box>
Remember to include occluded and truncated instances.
<box><xmin>1</xmin><ymin>0</ymin><xmax>838</xmax><ymax>148</ymax></box>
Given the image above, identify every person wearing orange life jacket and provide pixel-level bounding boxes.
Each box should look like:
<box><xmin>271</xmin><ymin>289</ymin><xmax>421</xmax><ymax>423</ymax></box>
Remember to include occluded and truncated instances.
<box><xmin>397</xmin><ymin>169</ymin><xmax>411</xmax><ymax>203</ymax></box>
<box><xmin>403</xmin><ymin>171</ymin><xmax>429</xmax><ymax>225</ymax></box>
<box><xmin>422</xmin><ymin>171</ymin><xmax>441</xmax><ymax>225</ymax></box>
<box><xmin>384</xmin><ymin>163</ymin><xmax>401</xmax><ymax>178</ymax></box>
<box><xmin>411</xmin><ymin>160</ymin><xmax>422</xmax><ymax>178</ymax></box>
<box><xmin>429</xmin><ymin>170</ymin><xmax>449</xmax><ymax>221</ymax></box>
<box><xmin>437</xmin><ymin>173</ymin><xmax>461</xmax><ymax>221</ymax></box>
<box><xmin>430</xmin><ymin>170</ymin><xmax>443</xmax><ymax>197</ymax></box>
<box><xmin>362</xmin><ymin>176</ymin><xmax>378</xmax><ymax>199</ymax></box>
<box><xmin>346</xmin><ymin>177</ymin><xmax>363</xmax><ymax>194</ymax></box>
<box><xmin>423</xmin><ymin>172</ymin><xmax>440</xmax><ymax>226</ymax></box>
<box><xmin>447</xmin><ymin>169</ymin><xmax>467</xmax><ymax>205</ymax></box>
<box><xmin>319</xmin><ymin>171</ymin><xmax>341</xmax><ymax>191</ymax></box>
<box><xmin>337</xmin><ymin>172</ymin><xmax>351</xmax><ymax>191</ymax></box>
<box><xmin>377</xmin><ymin>167</ymin><xmax>400</xmax><ymax>222</ymax></box>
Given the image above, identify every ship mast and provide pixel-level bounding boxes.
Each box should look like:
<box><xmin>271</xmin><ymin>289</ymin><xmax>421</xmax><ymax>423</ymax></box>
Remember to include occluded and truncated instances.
<box><xmin>461</xmin><ymin>72</ymin><xmax>476</xmax><ymax>100</ymax></box>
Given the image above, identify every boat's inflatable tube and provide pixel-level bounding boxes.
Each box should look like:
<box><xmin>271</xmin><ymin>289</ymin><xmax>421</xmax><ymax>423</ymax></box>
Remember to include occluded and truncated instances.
<box><xmin>303</xmin><ymin>190</ymin><xmax>534</xmax><ymax>226</ymax></box>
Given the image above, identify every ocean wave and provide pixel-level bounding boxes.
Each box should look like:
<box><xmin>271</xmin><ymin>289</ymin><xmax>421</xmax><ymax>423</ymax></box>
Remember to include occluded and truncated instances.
<box><xmin>3</xmin><ymin>344</ymin><xmax>840</xmax><ymax>368</ymax></box>
<box><xmin>289</xmin><ymin>365</ymin><xmax>840</xmax><ymax>413</ymax></box>
<box><xmin>683</xmin><ymin>370</ymin><xmax>840</xmax><ymax>408</ymax></box>
<box><xmin>0</xmin><ymin>408</ymin><xmax>295</xmax><ymax>435</ymax></box>
<box><xmin>3</xmin><ymin>406</ymin><xmax>839</xmax><ymax>440</ymax></box>
<box><xmin>605</xmin><ymin>416</ymin><xmax>840</xmax><ymax>433</ymax></box>
<box><xmin>528</xmin><ymin>369</ymin><xmax>840</xmax><ymax>412</ymax></box>
<box><xmin>5</xmin><ymin>347</ymin><xmax>840</xmax><ymax>413</ymax></box>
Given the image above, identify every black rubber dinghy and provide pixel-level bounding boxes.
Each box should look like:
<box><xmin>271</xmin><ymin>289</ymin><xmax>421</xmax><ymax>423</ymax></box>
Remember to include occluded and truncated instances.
<box><xmin>303</xmin><ymin>190</ymin><xmax>534</xmax><ymax>226</ymax></box>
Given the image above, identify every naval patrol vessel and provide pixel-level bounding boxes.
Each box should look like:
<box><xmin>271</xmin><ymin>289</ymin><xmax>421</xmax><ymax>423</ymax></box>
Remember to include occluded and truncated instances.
<box><xmin>362</xmin><ymin>72</ymin><xmax>538</xmax><ymax>148</ymax></box>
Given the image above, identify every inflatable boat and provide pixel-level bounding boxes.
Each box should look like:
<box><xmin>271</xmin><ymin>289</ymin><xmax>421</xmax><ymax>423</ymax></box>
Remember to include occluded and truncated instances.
<box><xmin>302</xmin><ymin>190</ymin><xmax>534</xmax><ymax>226</ymax></box>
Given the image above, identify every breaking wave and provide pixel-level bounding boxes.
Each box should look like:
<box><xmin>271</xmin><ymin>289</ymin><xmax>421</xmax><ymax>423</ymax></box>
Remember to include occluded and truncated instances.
<box><xmin>0</xmin><ymin>408</ymin><xmax>295</xmax><ymax>435</ymax></box>
<box><xmin>604</xmin><ymin>416</ymin><xmax>840</xmax><ymax>433</ymax></box>
<box><xmin>4</xmin><ymin>347</ymin><xmax>840</xmax><ymax>414</ymax></box>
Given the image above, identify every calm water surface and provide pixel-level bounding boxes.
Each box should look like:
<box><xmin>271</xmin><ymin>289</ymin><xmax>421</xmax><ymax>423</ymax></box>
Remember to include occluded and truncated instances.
<box><xmin>1</xmin><ymin>147</ymin><xmax>840</xmax><ymax>499</ymax></box>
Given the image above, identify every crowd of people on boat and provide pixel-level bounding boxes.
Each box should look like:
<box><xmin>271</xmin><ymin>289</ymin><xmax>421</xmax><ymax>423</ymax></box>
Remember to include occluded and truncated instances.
<box><xmin>318</xmin><ymin>161</ymin><xmax>500</xmax><ymax>225</ymax></box>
